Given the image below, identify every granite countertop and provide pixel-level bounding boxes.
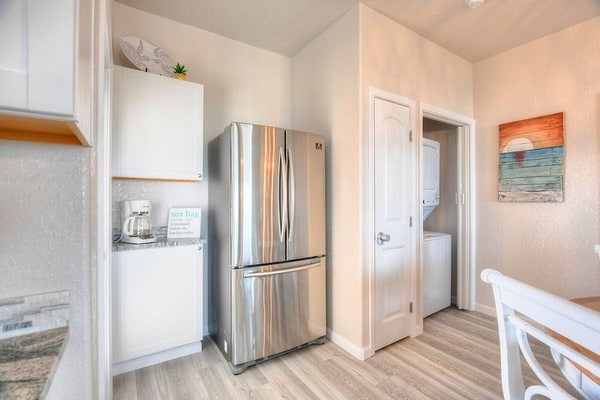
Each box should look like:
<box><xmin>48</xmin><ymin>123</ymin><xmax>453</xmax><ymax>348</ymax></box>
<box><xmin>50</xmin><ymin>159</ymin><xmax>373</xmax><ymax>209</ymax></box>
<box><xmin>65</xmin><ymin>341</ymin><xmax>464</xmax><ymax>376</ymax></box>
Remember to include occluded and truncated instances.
<box><xmin>0</xmin><ymin>327</ymin><xmax>68</xmax><ymax>400</ymax></box>
<box><xmin>0</xmin><ymin>291</ymin><xmax>70</xmax><ymax>400</ymax></box>
<box><xmin>112</xmin><ymin>237</ymin><xmax>206</xmax><ymax>252</ymax></box>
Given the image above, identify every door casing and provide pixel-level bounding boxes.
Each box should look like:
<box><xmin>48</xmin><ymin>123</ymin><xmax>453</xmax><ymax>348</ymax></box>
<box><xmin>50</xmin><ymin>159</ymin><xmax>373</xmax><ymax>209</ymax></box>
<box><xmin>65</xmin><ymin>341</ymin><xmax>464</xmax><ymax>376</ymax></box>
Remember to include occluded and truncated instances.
<box><xmin>366</xmin><ymin>89</ymin><xmax>476</xmax><ymax>357</ymax></box>
<box><xmin>420</xmin><ymin>103</ymin><xmax>476</xmax><ymax>313</ymax></box>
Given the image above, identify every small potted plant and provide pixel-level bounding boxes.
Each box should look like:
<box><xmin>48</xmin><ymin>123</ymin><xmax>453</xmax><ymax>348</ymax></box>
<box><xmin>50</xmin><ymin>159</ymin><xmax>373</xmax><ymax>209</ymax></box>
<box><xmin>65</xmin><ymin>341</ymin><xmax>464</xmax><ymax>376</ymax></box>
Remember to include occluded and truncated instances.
<box><xmin>172</xmin><ymin>62</ymin><xmax>187</xmax><ymax>80</ymax></box>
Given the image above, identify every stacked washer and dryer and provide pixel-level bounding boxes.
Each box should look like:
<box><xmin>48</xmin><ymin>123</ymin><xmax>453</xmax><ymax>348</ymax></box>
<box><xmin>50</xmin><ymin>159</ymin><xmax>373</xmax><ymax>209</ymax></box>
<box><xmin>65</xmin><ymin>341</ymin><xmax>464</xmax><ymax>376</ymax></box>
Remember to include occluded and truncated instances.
<box><xmin>422</xmin><ymin>138</ymin><xmax>452</xmax><ymax>317</ymax></box>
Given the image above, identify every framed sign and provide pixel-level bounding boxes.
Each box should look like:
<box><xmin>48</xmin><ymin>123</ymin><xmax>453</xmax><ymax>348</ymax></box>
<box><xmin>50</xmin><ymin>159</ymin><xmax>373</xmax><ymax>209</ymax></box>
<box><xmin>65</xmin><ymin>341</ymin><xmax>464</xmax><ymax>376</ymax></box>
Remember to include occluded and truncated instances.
<box><xmin>498</xmin><ymin>112</ymin><xmax>564</xmax><ymax>202</ymax></box>
<box><xmin>167</xmin><ymin>208</ymin><xmax>201</xmax><ymax>239</ymax></box>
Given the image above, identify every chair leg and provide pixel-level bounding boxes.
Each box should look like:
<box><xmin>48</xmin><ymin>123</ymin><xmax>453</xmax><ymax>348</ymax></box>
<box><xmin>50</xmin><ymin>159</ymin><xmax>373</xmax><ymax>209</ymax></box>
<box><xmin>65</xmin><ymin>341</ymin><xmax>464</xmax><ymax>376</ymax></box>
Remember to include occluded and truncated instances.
<box><xmin>493</xmin><ymin>294</ymin><xmax>526</xmax><ymax>399</ymax></box>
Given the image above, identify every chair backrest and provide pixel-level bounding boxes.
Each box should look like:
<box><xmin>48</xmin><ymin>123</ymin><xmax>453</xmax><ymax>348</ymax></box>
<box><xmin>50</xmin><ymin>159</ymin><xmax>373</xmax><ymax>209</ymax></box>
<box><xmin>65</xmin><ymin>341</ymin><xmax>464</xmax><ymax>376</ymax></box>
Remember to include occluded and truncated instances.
<box><xmin>481</xmin><ymin>268</ymin><xmax>600</xmax><ymax>400</ymax></box>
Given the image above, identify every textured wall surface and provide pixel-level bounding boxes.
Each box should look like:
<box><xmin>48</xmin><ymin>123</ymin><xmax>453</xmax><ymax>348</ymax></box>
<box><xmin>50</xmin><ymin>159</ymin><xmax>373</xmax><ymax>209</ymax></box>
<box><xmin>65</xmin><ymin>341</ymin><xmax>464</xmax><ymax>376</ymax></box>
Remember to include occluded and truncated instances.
<box><xmin>360</xmin><ymin>5</ymin><xmax>474</xmax><ymax>119</ymax></box>
<box><xmin>292</xmin><ymin>6</ymin><xmax>361</xmax><ymax>349</ymax></box>
<box><xmin>293</xmin><ymin>5</ymin><xmax>474</xmax><ymax>353</ymax></box>
<box><xmin>0</xmin><ymin>140</ymin><xmax>92</xmax><ymax>399</ymax></box>
<box><xmin>112</xmin><ymin>2</ymin><xmax>292</xmax><ymax>232</ymax></box>
<box><xmin>474</xmin><ymin>17</ymin><xmax>600</xmax><ymax>309</ymax></box>
<box><xmin>113</xmin><ymin>3</ymin><xmax>291</xmax><ymax>140</ymax></box>
<box><xmin>112</xmin><ymin>3</ymin><xmax>293</xmax><ymax>336</ymax></box>
<box><xmin>359</xmin><ymin>4</ymin><xmax>473</xmax><ymax>346</ymax></box>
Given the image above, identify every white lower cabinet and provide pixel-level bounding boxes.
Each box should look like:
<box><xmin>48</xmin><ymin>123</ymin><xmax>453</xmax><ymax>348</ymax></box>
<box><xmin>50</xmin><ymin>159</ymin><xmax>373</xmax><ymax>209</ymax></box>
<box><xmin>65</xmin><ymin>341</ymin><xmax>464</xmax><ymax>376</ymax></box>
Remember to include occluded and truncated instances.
<box><xmin>112</xmin><ymin>244</ymin><xmax>203</xmax><ymax>374</ymax></box>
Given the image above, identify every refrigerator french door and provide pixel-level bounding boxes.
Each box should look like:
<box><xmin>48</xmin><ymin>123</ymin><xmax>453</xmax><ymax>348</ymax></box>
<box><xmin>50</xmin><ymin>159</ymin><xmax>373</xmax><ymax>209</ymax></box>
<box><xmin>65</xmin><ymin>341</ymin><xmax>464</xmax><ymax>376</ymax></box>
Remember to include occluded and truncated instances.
<box><xmin>209</xmin><ymin>122</ymin><xmax>326</xmax><ymax>373</ymax></box>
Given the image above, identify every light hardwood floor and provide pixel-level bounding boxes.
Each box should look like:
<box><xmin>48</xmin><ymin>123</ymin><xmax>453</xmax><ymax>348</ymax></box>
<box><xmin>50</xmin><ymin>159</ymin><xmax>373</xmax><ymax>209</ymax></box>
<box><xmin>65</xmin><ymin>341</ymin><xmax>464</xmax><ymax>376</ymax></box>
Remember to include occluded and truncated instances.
<box><xmin>113</xmin><ymin>307</ymin><xmax>579</xmax><ymax>399</ymax></box>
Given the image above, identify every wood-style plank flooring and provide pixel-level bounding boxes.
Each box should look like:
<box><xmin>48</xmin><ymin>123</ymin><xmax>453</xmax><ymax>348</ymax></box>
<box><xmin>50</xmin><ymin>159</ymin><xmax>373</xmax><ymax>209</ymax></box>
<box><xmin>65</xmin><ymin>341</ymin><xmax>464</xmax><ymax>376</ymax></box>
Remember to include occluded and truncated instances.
<box><xmin>113</xmin><ymin>307</ymin><xmax>579</xmax><ymax>399</ymax></box>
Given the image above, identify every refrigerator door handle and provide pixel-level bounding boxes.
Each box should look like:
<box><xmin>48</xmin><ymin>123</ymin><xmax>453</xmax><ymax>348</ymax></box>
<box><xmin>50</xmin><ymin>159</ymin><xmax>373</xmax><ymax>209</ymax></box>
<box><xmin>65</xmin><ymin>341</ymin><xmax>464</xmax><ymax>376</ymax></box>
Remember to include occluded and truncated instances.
<box><xmin>287</xmin><ymin>147</ymin><xmax>295</xmax><ymax>242</ymax></box>
<box><xmin>278</xmin><ymin>147</ymin><xmax>287</xmax><ymax>242</ymax></box>
<box><xmin>243</xmin><ymin>261</ymin><xmax>321</xmax><ymax>278</ymax></box>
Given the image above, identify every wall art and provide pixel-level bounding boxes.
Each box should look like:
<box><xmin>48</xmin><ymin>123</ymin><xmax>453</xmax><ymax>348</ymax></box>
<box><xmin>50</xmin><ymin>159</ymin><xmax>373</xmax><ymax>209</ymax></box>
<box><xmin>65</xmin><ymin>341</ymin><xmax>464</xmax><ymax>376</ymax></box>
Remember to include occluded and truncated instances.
<box><xmin>498</xmin><ymin>112</ymin><xmax>564</xmax><ymax>202</ymax></box>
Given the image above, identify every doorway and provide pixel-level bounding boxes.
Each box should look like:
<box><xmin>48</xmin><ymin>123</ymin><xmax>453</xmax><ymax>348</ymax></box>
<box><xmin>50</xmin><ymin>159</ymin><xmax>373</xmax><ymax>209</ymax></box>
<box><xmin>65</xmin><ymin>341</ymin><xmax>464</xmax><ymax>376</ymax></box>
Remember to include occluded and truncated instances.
<box><xmin>366</xmin><ymin>91</ymin><xmax>474</xmax><ymax>356</ymax></box>
<box><xmin>422</xmin><ymin>119</ymin><xmax>459</xmax><ymax>313</ymax></box>
<box><xmin>420</xmin><ymin>104</ymin><xmax>475</xmax><ymax>313</ymax></box>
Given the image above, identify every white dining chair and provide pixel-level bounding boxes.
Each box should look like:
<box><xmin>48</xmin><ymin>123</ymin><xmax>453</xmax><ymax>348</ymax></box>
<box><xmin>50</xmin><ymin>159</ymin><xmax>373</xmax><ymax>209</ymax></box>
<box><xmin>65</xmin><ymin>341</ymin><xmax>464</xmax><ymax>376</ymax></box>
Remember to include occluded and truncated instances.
<box><xmin>481</xmin><ymin>268</ymin><xmax>600</xmax><ymax>400</ymax></box>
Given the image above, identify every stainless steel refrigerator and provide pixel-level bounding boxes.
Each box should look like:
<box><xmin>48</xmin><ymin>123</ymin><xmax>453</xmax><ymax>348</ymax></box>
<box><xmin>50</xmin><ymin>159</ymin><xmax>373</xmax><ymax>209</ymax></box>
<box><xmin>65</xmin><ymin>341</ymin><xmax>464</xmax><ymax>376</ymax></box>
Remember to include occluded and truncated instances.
<box><xmin>208</xmin><ymin>122</ymin><xmax>326</xmax><ymax>373</ymax></box>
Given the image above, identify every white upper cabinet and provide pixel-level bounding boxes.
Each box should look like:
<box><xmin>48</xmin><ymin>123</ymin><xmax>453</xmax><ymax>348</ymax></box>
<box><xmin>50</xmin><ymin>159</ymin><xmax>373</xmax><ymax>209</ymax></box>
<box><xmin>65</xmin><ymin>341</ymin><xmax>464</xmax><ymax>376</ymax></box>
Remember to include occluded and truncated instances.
<box><xmin>0</xmin><ymin>0</ymin><xmax>93</xmax><ymax>146</ymax></box>
<box><xmin>112</xmin><ymin>65</ymin><xmax>204</xmax><ymax>181</ymax></box>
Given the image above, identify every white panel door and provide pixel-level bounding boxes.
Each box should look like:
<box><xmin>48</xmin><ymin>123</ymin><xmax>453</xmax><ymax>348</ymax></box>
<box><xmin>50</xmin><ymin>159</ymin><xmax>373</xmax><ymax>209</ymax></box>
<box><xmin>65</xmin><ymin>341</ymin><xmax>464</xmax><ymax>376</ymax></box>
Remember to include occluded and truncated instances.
<box><xmin>374</xmin><ymin>98</ymin><xmax>412</xmax><ymax>350</ymax></box>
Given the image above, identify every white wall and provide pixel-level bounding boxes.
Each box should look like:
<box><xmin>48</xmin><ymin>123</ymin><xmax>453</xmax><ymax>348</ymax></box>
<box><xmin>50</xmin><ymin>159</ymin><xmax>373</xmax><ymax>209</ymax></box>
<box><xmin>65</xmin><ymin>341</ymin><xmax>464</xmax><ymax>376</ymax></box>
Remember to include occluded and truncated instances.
<box><xmin>360</xmin><ymin>5</ymin><xmax>473</xmax><ymax>119</ymax></box>
<box><xmin>111</xmin><ymin>3</ymin><xmax>292</xmax><ymax>336</ymax></box>
<box><xmin>112</xmin><ymin>2</ymin><xmax>291</xmax><ymax>231</ymax></box>
<box><xmin>111</xmin><ymin>1</ymin><xmax>599</xmax><ymax>366</ymax></box>
<box><xmin>292</xmin><ymin>7</ymin><xmax>361</xmax><ymax>351</ymax></box>
<box><xmin>0</xmin><ymin>141</ymin><xmax>93</xmax><ymax>399</ymax></box>
<box><xmin>293</xmin><ymin>4</ymin><xmax>473</xmax><ymax>355</ymax></box>
<box><xmin>359</xmin><ymin>4</ymin><xmax>473</xmax><ymax>345</ymax></box>
<box><xmin>473</xmin><ymin>17</ymin><xmax>600</xmax><ymax>310</ymax></box>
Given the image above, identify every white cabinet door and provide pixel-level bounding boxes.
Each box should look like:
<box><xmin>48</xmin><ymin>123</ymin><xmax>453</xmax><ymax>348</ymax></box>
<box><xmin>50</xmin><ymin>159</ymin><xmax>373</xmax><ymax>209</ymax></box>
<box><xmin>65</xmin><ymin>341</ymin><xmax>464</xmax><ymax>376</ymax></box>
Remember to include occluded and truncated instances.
<box><xmin>112</xmin><ymin>245</ymin><xmax>203</xmax><ymax>364</ymax></box>
<box><xmin>0</xmin><ymin>0</ymin><xmax>93</xmax><ymax>146</ymax></box>
<box><xmin>0</xmin><ymin>0</ymin><xmax>28</xmax><ymax>110</ymax></box>
<box><xmin>112</xmin><ymin>65</ymin><xmax>204</xmax><ymax>181</ymax></box>
<box><xmin>0</xmin><ymin>0</ymin><xmax>76</xmax><ymax>117</ymax></box>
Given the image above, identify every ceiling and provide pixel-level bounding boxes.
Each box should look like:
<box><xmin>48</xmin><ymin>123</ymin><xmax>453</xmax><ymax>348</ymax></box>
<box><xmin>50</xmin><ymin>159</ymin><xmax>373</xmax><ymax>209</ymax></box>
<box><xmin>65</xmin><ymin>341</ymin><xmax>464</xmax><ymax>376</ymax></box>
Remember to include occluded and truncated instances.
<box><xmin>115</xmin><ymin>0</ymin><xmax>600</xmax><ymax>62</ymax></box>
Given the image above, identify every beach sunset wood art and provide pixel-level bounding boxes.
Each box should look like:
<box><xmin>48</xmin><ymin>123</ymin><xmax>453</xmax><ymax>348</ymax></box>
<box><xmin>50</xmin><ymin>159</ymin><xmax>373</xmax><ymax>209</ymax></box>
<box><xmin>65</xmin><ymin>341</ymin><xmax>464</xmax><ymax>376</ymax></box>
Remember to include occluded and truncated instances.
<box><xmin>498</xmin><ymin>112</ymin><xmax>564</xmax><ymax>202</ymax></box>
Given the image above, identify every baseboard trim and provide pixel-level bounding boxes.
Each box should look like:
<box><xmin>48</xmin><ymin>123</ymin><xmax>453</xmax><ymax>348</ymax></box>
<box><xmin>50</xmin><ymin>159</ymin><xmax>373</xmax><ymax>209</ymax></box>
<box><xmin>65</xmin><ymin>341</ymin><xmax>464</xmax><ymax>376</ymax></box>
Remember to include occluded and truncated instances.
<box><xmin>474</xmin><ymin>302</ymin><xmax>496</xmax><ymax>317</ymax></box>
<box><xmin>327</xmin><ymin>329</ymin><xmax>374</xmax><ymax>361</ymax></box>
<box><xmin>113</xmin><ymin>341</ymin><xmax>202</xmax><ymax>375</ymax></box>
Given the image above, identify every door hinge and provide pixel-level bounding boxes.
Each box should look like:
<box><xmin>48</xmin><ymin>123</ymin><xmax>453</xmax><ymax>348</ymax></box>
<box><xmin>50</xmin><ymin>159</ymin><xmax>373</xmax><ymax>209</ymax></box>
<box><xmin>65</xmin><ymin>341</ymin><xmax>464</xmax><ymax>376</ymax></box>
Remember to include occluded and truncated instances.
<box><xmin>409</xmin><ymin>216</ymin><xmax>413</xmax><ymax>227</ymax></box>
<box><xmin>409</xmin><ymin>130</ymin><xmax>413</xmax><ymax>142</ymax></box>
<box><xmin>409</xmin><ymin>302</ymin><xmax>413</xmax><ymax>313</ymax></box>
<box><xmin>456</xmin><ymin>193</ymin><xmax>466</xmax><ymax>205</ymax></box>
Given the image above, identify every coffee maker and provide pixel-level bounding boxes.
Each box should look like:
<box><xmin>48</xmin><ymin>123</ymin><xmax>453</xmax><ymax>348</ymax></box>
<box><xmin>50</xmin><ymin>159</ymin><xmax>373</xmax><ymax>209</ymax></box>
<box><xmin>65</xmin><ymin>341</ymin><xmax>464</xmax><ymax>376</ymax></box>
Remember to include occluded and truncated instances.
<box><xmin>120</xmin><ymin>200</ymin><xmax>157</xmax><ymax>244</ymax></box>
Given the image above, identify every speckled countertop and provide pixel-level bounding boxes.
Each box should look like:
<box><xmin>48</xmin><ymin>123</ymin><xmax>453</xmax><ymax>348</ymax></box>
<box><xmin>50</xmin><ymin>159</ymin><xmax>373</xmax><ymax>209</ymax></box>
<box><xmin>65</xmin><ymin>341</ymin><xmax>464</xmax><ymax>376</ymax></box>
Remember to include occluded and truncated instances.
<box><xmin>112</xmin><ymin>237</ymin><xmax>206</xmax><ymax>252</ymax></box>
<box><xmin>0</xmin><ymin>291</ymin><xmax>69</xmax><ymax>400</ymax></box>
<box><xmin>0</xmin><ymin>327</ymin><xmax>68</xmax><ymax>400</ymax></box>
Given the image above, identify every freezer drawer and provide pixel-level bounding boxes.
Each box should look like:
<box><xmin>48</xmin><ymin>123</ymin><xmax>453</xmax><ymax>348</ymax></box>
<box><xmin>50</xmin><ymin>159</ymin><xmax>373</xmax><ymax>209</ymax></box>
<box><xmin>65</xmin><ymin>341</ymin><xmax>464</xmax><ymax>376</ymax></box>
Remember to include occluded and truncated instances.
<box><xmin>230</xmin><ymin>257</ymin><xmax>326</xmax><ymax>367</ymax></box>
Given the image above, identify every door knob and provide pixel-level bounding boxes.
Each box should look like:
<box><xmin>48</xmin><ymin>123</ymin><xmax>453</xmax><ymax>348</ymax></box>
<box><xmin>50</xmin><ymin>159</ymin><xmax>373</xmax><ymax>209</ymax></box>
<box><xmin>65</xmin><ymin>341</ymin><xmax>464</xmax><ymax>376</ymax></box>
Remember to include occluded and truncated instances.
<box><xmin>377</xmin><ymin>232</ymin><xmax>391</xmax><ymax>245</ymax></box>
